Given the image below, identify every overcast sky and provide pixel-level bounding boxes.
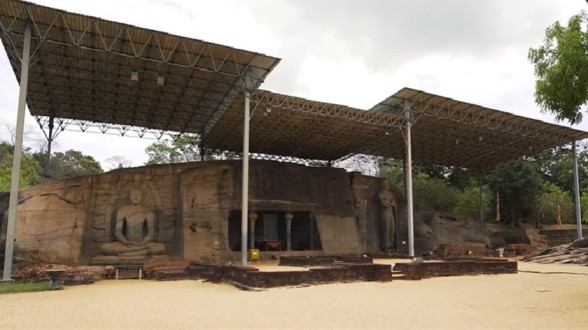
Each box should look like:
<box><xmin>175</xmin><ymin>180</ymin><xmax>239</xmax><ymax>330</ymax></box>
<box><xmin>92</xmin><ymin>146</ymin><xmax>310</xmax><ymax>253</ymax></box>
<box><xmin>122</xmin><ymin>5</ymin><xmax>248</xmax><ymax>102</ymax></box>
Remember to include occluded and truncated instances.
<box><xmin>1</xmin><ymin>0</ymin><xmax>587</xmax><ymax>169</ymax></box>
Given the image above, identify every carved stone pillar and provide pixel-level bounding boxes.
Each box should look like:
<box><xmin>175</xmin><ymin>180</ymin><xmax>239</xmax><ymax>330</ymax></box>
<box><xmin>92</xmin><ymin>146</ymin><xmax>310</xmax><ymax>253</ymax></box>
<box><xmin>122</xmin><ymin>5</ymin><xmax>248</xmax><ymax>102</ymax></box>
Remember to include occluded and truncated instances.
<box><xmin>248</xmin><ymin>211</ymin><xmax>257</xmax><ymax>250</ymax></box>
<box><xmin>309</xmin><ymin>212</ymin><xmax>315</xmax><ymax>250</ymax></box>
<box><xmin>350</xmin><ymin>177</ymin><xmax>369</xmax><ymax>253</ymax></box>
<box><xmin>285</xmin><ymin>212</ymin><xmax>293</xmax><ymax>251</ymax></box>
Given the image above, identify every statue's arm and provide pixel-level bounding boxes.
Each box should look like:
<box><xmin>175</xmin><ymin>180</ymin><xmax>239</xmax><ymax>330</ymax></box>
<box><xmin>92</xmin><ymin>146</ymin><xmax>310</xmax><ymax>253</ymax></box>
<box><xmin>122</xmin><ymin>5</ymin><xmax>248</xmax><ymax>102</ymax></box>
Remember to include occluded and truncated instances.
<box><xmin>114</xmin><ymin>210</ymin><xmax>129</xmax><ymax>244</ymax></box>
<box><xmin>142</xmin><ymin>212</ymin><xmax>156</xmax><ymax>244</ymax></box>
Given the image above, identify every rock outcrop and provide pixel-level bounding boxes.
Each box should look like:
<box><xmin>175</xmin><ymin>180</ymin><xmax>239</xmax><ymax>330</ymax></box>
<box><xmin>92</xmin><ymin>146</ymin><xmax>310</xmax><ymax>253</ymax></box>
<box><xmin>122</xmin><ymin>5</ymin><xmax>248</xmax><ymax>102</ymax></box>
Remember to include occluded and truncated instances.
<box><xmin>0</xmin><ymin>160</ymin><xmax>505</xmax><ymax>265</ymax></box>
<box><xmin>522</xmin><ymin>238</ymin><xmax>588</xmax><ymax>265</ymax></box>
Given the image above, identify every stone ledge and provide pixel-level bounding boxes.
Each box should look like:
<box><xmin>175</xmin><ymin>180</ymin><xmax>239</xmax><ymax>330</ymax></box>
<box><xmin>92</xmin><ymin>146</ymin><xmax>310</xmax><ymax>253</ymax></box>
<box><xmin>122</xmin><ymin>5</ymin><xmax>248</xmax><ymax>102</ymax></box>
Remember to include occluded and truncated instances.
<box><xmin>279</xmin><ymin>255</ymin><xmax>373</xmax><ymax>266</ymax></box>
<box><xmin>180</xmin><ymin>261</ymin><xmax>391</xmax><ymax>289</ymax></box>
<box><xmin>393</xmin><ymin>259</ymin><xmax>517</xmax><ymax>280</ymax></box>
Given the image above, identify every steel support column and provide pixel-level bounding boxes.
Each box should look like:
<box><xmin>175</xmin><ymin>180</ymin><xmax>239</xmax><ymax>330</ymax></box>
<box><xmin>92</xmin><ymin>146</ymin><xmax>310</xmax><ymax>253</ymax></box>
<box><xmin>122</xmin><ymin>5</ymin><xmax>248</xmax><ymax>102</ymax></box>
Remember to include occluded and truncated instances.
<box><xmin>44</xmin><ymin>116</ymin><xmax>54</xmax><ymax>177</ymax></box>
<box><xmin>404</xmin><ymin>104</ymin><xmax>415</xmax><ymax>258</ymax></box>
<box><xmin>241</xmin><ymin>91</ymin><xmax>251</xmax><ymax>265</ymax></box>
<box><xmin>572</xmin><ymin>141</ymin><xmax>583</xmax><ymax>239</ymax></box>
<box><xmin>2</xmin><ymin>23</ymin><xmax>32</xmax><ymax>282</ymax></box>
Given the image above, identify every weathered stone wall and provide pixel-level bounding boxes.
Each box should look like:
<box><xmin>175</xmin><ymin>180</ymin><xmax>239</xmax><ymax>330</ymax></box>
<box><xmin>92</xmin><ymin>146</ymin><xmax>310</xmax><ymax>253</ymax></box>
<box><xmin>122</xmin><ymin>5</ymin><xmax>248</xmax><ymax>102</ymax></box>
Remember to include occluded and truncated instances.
<box><xmin>0</xmin><ymin>160</ymin><xmax>500</xmax><ymax>264</ymax></box>
<box><xmin>243</xmin><ymin>161</ymin><xmax>361</xmax><ymax>255</ymax></box>
<box><xmin>2</xmin><ymin>163</ymin><xmax>196</xmax><ymax>264</ymax></box>
<box><xmin>85</xmin><ymin>164</ymin><xmax>191</xmax><ymax>261</ymax></box>
<box><xmin>1</xmin><ymin>160</ymin><xmax>365</xmax><ymax>264</ymax></box>
<box><xmin>179</xmin><ymin>162</ymin><xmax>235</xmax><ymax>262</ymax></box>
<box><xmin>539</xmin><ymin>229</ymin><xmax>588</xmax><ymax>247</ymax></box>
<box><xmin>12</xmin><ymin>177</ymin><xmax>89</xmax><ymax>263</ymax></box>
<box><xmin>0</xmin><ymin>192</ymin><xmax>8</xmax><ymax>254</ymax></box>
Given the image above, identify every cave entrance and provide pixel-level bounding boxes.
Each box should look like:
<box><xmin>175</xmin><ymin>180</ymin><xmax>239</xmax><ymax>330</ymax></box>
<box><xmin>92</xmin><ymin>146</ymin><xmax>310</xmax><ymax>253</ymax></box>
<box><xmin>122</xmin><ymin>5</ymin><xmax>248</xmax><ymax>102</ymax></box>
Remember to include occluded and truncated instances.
<box><xmin>228</xmin><ymin>210</ymin><xmax>322</xmax><ymax>252</ymax></box>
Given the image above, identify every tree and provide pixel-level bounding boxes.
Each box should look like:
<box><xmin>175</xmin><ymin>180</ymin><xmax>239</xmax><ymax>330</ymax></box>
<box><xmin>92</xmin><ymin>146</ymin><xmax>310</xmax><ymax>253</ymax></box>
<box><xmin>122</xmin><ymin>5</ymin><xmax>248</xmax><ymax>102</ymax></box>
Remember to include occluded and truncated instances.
<box><xmin>39</xmin><ymin>150</ymin><xmax>103</xmax><ymax>179</ymax></box>
<box><xmin>580</xmin><ymin>187</ymin><xmax>588</xmax><ymax>224</ymax></box>
<box><xmin>104</xmin><ymin>155</ymin><xmax>133</xmax><ymax>170</ymax></box>
<box><xmin>1</xmin><ymin>121</ymin><xmax>45</xmax><ymax>150</ymax></box>
<box><xmin>378</xmin><ymin>158</ymin><xmax>406</xmax><ymax>193</ymax></box>
<box><xmin>412</xmin><ymin>172</ymin><xmax>459</xmax><ymax>212</ymax></box>
<box><xmin>536</xmin><ymin>146</ymin><xmax>588</xmax><ymax>195</ymax></box>
<box><xmin>536</xmin><ymin>181</ymin><xmax>574</xmax><ymax>227</ymax></box>
<box><xmin>528</xmin><ymin>11</ymin><xmax>588</xmax><ymax>124</ymax></box>
<box><xmin>485</xmin><ymin>159</ymin><xmax>543</xmax><ymax>226</ymax></box>
<box><xmin>453</xmin><ymin>181</ymin><xmax>490</xmax><ymax>220</ymax></box>
<box><xmin>145</xmin><ymin>135</ymin><xmax>202</xmax><ymax>165</ymax></box>
<box><xmin>0</xmin><ymin>141</ymin><xmax>43</xmax><ymax>191</ymax></box>
<box><xmin>145</xmin><ymin>134</ymin><xmax>237</xmax><ymax>165</ymax></box>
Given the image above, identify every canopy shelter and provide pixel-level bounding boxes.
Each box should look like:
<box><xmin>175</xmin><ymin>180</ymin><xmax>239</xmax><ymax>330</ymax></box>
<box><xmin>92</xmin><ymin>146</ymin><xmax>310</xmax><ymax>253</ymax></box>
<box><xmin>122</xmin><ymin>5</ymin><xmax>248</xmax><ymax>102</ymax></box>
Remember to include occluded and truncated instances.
<box><xmin>1</xmin><ymin>0</ymin><xmax>586</xmax><ymax>276</ymax></box>
<box><xmin>0</xmin><ymin>0</ymin><xmax>280</xmax><ymax>277</ymax></box>
<box><xmin>1</xmin><ymin>0</ymin><xmax>586</xmax><ymax>171</ymax></box>
<box><xmin>206</xmin><ymin>88</ymin><xmax>588</xmax><ymax>171</ymax></box>
<box><xmin>203</xmin><ymin>89</ymin><xmax>588</xmax><ymax>258</ymax></box>
<box><xmin>0</xmin><ymin>0</ymin><xmax>280</xmax><ymax>140</ymax></box>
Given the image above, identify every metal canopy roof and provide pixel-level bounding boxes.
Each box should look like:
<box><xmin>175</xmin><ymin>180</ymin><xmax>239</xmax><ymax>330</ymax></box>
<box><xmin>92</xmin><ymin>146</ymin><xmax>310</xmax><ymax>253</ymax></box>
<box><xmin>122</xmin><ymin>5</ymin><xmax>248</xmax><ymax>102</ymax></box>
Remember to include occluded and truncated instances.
<box><xmin>205</xmin><ymin>88</ymin><xmax>588</xmax><ymax>170</ymax></box>
<box><xmin>372</xmin><ymin>88</ymin><xmax>588</xmax><ymax>170</ymax></box>
<box><xmin>204</xmin><ymin>89</ymin><xmax>404</xmax><ymax>161</ymax></box>
<box><xmin>1</xmin><ymin>1</ymin><xmax>587</xmax><ymax>171</ymax></box>
<box><xmin>0</xmin><ymin>0</ymin><xmax>280</xmax><ymax>138</ymax></box>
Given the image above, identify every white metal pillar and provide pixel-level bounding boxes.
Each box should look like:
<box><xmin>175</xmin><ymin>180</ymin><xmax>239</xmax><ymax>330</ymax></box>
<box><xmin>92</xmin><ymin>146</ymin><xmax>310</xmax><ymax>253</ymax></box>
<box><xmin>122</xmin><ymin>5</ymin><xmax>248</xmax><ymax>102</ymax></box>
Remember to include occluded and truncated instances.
<box><xmin>404</xmin><ymin>104</ymin><xmax>415</xmax><ymax>258</ymax></box>
<box><xmin>2</xmin><ymin>23</ymin><xmax>32</xmax><ymax>282</ymax></box>
<box><xmin>241</xmin><ymin>91</ymin><xmax>251</xmax><ymax>265</ymax></box>
<box><xmin>572</xmin><ymin>141</ymin><xmax>583</xmax><ymax>239</ymax></box>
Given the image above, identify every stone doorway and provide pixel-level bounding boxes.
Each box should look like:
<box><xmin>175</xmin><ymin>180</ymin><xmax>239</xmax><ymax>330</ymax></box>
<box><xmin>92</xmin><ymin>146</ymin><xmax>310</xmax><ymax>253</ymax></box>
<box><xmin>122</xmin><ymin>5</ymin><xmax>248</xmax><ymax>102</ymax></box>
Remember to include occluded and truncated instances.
<box><xmin>227</xmin><ymin>210</ymin><xmax>322</xmax><ymax>252</ymax></box>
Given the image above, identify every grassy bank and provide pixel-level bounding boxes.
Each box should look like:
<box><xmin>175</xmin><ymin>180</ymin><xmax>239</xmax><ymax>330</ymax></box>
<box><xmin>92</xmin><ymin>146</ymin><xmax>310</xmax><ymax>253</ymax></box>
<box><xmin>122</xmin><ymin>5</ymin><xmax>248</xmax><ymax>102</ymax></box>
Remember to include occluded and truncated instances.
<box><xmin>0</xmin><ymin>282</ymin><xmax>53</xmax><ymax>295</ymax></box>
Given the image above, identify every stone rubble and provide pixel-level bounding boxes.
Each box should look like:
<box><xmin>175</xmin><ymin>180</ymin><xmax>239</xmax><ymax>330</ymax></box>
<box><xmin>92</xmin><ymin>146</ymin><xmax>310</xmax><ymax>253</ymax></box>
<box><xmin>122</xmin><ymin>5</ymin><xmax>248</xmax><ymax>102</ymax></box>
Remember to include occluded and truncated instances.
<box><xmin>522</xmin><ymin>238</ymin><xmax>588</xmax><ymax>265</ymax></box>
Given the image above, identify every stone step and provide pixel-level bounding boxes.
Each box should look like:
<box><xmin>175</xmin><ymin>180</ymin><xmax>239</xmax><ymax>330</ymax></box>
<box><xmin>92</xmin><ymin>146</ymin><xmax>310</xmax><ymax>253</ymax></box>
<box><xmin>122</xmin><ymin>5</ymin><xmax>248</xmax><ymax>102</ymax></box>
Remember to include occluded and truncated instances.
<box><xmin>391</xmin><ymin>270</ymin><xmax>408</xmax><ymax>280</ymax></box>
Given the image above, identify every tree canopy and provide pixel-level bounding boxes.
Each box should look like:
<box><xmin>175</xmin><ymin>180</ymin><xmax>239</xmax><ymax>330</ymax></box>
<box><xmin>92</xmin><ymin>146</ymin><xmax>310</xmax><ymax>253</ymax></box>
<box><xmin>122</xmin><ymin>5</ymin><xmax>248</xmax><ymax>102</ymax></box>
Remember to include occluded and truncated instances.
<box><xmin>145</xmin><ymin>135</ymin><xmax>202</xmax><ymax>165</ymax></box>
<box><xmin>379</xmin><ymin>144</ymin><xmax>588</xmax><ymax>226</ymax></box>
<box><xmin>0</xmin><ymin>136</ymin><xmax>104</xmax><ymax>191</ymax></box>
<box><xmin>0</xmin><ymin>142</ymin><xmax>42</xmax><ymax>191</ymax></box>
<box><xmin>528</xmin><ymin>11</ymin><xmax>588</xmax><ymax>124</ymax></box>
<box><xmin>39</xmin><ymin>150</ymin><xmax>103</xmax><ymax>179</ymax></box>
<box><xmin>145</xmin><ymin>134</ymin><xmax>237</xmax><ymax>165</ymax></box>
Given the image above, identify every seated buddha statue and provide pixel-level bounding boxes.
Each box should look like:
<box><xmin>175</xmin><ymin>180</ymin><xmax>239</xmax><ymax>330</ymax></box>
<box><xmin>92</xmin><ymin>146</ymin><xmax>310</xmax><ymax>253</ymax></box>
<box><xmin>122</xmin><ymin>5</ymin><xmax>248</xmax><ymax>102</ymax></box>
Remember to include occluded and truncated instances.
<box><xmin>100</xmin><ymin>189</ymin><xmax>165</xmax><ymax>256</ymax></box>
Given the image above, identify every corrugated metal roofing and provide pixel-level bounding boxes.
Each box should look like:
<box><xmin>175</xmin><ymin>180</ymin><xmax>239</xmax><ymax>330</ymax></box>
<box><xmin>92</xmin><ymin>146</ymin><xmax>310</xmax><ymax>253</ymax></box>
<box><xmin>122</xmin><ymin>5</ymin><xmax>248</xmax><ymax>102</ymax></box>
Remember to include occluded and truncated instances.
<box><xmin>0</xmin><ymin>0</ymin><xmax>280</xmax><ymax>138</ymax></box>
<box><xmin>2</xmin><ymin>0</ymin><xmax>587</xmax><ymax>170</ymax></box>
<box><xmin>204</xmin><ymin>88</ymin><xmax>588</xmax><ymax>170</ymax></box>
<box><xmin>204</xmin><ymin>90</ymin><xmax>405</xmax><ymax>161</ymax></box>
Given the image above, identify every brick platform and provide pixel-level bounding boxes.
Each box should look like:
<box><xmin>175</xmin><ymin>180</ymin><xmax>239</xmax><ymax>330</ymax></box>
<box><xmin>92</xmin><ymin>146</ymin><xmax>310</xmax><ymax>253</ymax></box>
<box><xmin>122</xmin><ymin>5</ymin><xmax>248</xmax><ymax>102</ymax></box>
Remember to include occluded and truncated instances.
<box><xmin>393</xmin><ymin>259</ymin><xmax>517</xmax><ymax>280</ymax></box>
<box><xmin>279</xmin><ymin>255</ymin><xmax>373</xmax><ymax>266</ymax></box>
<box><xmin>183</xmin><ymin>261</ymin><xmax>391</xmax><ymax>289</ymax></box>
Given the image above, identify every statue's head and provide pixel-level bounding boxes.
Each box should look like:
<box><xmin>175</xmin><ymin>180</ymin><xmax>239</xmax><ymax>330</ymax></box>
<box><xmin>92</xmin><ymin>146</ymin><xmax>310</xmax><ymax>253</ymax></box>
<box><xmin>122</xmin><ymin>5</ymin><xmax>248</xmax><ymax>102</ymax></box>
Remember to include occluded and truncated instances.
<box><xmin>130</xmin><ymin>189</ymin><xmax>142</xmax><ymax>205</ymax></box>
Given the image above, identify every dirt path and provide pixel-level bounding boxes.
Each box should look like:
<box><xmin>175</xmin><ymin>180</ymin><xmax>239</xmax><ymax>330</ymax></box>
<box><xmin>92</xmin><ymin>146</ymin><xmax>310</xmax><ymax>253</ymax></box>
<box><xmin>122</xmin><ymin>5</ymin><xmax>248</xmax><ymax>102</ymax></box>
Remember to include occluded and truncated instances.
<box><xmin>1</xmin><ymin>261</ymin><xmax>587</xmax><ymax>329</ymax></box>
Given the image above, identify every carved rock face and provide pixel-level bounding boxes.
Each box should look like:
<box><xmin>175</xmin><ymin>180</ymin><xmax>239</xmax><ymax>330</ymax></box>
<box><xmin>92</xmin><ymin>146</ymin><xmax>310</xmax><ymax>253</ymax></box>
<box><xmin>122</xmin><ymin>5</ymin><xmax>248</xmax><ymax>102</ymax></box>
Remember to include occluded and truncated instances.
<box><xmin>130</xmin><ymin>189</ymin><xmax>142</xmax><ymax>205</ymax></box>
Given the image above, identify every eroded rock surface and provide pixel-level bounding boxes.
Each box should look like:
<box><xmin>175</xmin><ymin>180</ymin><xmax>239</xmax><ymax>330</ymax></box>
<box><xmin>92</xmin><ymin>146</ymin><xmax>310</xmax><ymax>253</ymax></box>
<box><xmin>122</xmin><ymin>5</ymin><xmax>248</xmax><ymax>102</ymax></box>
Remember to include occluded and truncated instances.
<box><xmin>523</xmin><ymin>238</ymin><xmax>588</xmax><ymax>265</ymax></box>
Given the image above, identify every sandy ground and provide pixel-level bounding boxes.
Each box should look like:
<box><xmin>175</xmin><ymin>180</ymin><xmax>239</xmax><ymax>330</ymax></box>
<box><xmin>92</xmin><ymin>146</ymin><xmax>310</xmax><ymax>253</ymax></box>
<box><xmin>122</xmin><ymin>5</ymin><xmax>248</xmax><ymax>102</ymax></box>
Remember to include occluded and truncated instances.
<box><xmin>1</xmin><ymin>261</ymin><xmax>587</xmax><ymax>330</ymax></box>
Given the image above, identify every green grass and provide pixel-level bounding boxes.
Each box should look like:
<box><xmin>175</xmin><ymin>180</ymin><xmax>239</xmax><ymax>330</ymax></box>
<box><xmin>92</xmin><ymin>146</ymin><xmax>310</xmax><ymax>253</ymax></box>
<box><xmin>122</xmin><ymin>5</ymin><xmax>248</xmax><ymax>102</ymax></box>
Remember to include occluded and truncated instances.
<box><xmin>0</xmin><ymin>282</ymin><xmax>53</xmax><ymax>295</ymax></box>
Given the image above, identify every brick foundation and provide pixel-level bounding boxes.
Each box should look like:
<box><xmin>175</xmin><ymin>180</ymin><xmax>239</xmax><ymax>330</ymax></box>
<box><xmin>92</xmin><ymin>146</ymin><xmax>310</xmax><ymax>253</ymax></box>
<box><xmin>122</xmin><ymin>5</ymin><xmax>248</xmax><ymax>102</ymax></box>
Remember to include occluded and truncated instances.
<box><xmin>183</xmin><ymin>262</ymin><xmax>391</xmax><ymax>288</ymax></box>
<box><xmin>279</xmin><ymin>255</ymin><xmax>373</xmax><ymax>266</ymax></box>
<box><xmin>393</xmin><ymin>259</ymin><xmax>517</xmax><ymax>280</ymax></box>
